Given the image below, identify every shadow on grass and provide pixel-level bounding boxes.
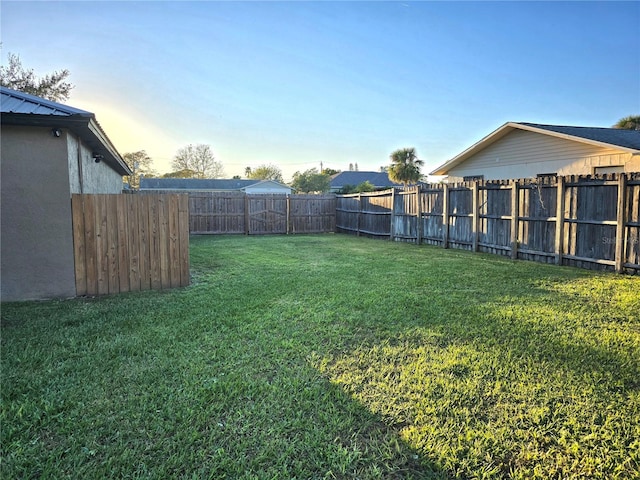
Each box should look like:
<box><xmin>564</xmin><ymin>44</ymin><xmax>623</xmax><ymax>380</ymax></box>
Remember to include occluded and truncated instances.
<box><xmin>0</xmin><ymin>295</ymin><xmax>456</xmax><ymax>479</ymax></box>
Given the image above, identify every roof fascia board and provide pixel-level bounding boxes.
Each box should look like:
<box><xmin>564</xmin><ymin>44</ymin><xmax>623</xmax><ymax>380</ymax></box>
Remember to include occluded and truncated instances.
<box><xmin>86</xmin><ymin>118</ymin><xmax>132</xmax><ymax>175</ymax></box>
<box><xmin>429</xmin><ymin>122</ymin><xmax>640</xmax><ymax>175</ymax></box>
<box><xmin>429</xmin><ymin>122</ymin><xmax>516</xmax><ymax>175</ymax></box>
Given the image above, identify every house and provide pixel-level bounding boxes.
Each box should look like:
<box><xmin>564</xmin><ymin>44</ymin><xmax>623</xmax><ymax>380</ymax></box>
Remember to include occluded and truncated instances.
<box><xmin>1</xmin><ymin>87</ymin><xmax>132</xmax><ymax>301</ymax></box>
<box><xmin>139</xmin><ymin>178</ymin><xmax>293</xmax><ymax>194</ymax></box>
<box><xmin>430</xmin><ymin>122</ymin><xmax>640</xmax><ymax>181</ymax></box>
<box><xmin>329</xmin><ymin>171</ymin><xmax>403</xmax><ymax>192</ymax></box>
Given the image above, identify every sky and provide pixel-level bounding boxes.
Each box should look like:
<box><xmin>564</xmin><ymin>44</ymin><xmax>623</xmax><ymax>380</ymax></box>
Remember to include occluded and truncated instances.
<box><xmin>1</xmin><ymin>1</ymin><xmax>639</xmax><ymax>181</ymax></box>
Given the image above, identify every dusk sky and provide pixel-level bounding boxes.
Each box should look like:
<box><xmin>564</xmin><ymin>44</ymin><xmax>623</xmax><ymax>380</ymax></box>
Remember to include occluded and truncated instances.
<box><xmin>2</xmin><ymin>1</ymin><xmax>639</xmax><ymax>181</ymax></box>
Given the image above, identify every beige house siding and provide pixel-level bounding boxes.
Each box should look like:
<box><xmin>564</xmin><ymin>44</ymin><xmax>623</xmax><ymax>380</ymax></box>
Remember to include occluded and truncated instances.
<box><xmin>66</xmin><ymin>132</ymin><xmax>124</xmax><ymax>194</ymax></box>
<box><xmin>446</xmin><ymin>129</ymin><xmax>638</xmax><ymax>181</ymax></box>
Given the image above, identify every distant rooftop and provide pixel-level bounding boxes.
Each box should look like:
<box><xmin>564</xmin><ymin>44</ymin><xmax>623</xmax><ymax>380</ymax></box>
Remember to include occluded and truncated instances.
<box><xmin>330</xmin><ymin>171</ymin><xmax>402</xmax><ymax>188</ymax></box>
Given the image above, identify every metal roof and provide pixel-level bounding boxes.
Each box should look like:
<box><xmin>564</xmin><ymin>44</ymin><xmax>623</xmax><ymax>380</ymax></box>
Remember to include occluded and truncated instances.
<box><xmin>1</xmin><ymin>87</ymin><xmax>92</xmax><ymax>116</ymax></box>
<box><xmin>1</xmin><ymin>87</ymin><xmax>131</xmax><ymax>176</ymax></box>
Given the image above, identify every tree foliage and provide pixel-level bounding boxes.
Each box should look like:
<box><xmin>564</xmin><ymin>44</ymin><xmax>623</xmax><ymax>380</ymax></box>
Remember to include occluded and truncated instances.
<box><xmin>247</xmin><ymin>164</ymin><xmax>284</xmax><ymax>183</ymax></box>
<box><xmin>123</xmin><ymin>150</ymin><xmax>156</xmax><ymax>189</ymax></box>
<box><xmin>291</xmin><ymin>168</ymin><xmax>331</xmax><ymax>193</ymax></box>
<box><xmin>388</xmin><ymin>148</ymin><xmax>424</xmax><ymax>187</ymax></box>
<box><xmin>322</xmin><ymin>168</ymin><xmax>340</xmax><ymax>176</ymax></box>
<box><xmin>339</xmin><ymin>181</ymin><xmax>376</xmax><ymax>194</ymax></box>
<box><xmin>0</xmin><ymin>53</ymin><xmax>74</xmax><ymax>102</ymax></box>
<box><xmin>163</xmin><ymin>169</ymin><xmax>198</xmax><ymax>178</ymax></box>
<box><xmin>171</xmin><ymin>144</ymin><xmax>224</xmax><ymax>179</ymax></box>
<box><xmin>612</xmin><ymin>115</ymin><xmax>640</xmax><ymax>130</ymax></box>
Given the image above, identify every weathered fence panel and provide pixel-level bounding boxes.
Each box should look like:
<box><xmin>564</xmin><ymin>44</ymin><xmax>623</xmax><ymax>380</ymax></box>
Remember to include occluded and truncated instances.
<box><xmin>336</xmin><ymin>190</ymin><xmax>392</xmax><ymax>238</ymax></box>
<box><xmin>336</xmin><ymin>173</ymin><xmax>640</xmax><ymax>273</ymax></box>
<box><xmin>289</xmin><ymin>195</ymin><xmax>337</xmax><ymax>233</ymax></box>
<box><xmin>176</xmin><ymin>192</ymin><xmax>336</xmax><ymax>235</ymax></box>
<box><xmin>247</xmin><ymin>195</ymin><xmax>288</xmax><ymax>234</ymax></box>
<box><xmin>189</xmin><ymin>192</ymin><xmax>246</xmax><ymax>234</ymax></box>
<box><xmin>72</xmin><ymin>194</ymin><xmax>190</xmax><ymax>296</ymax></box>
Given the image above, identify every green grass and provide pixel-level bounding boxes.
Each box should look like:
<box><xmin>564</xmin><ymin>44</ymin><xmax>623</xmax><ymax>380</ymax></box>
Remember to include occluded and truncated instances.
<box><xmin>2</xmin><ymin>234</ymin><xmax>639</xmax><ymax>479</ymax></box>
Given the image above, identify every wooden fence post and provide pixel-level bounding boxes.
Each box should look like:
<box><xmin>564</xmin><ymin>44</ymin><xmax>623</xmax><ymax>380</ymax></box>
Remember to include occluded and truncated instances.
<box><xmin>415</xmin><ymin>186</ymin><xmax>422</xmax><ymax>245</ymax></box>
<box><xmin>357</xmin><ymin>192</ymin><xmax>362</xmax><ymax>237</ymax></box>
<box><xmin>244</xmin><ymin>193</ymin><xmax>250</xmax><ymax>235</ymax></box>
<box><xmin>390</xmin><ymin>188</ymin><xmax>395</xmax><ymax>241</ymax></box>
<box><xmin>511</xmin><ymin>180</ymin><xmax>519</xmax><ymax>260</ymax></box>
<box><xmin>286</xmin><ymin>195</ymin><xmax>291</xmax><ymax>235</ymax></box>
<box><xmin>443</xmin><ymin>183</ymin><xmax>449</xmax><ymax>249</ymax></box>
<box><xmin>615</xmin><ymin>174</ymin><xmax>627</xmax><ymax>273</ymax></box>
<box><xmin>555</xmin><ymin>176</ymin><xmax>565</xmax><ymax>265</ymax></box>
<box><xmin>472</xmin><ymin>181</ymin><xmax>479</xmax><ymax>252</ymax></box>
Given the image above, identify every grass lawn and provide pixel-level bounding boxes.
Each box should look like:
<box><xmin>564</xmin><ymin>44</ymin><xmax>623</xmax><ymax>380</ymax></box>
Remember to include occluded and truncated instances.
<box><xmin>2</xmin><ymin>234</ymin><xmax>639</xmax><ymax>479</ymax></box>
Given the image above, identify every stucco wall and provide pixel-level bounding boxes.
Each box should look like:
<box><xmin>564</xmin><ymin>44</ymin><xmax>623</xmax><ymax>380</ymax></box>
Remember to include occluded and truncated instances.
<box><xmin>1</xmin><ymin>126</ymin><xmax>77</xmax><ymax>301</ymax></box>
<box><xmin>446</xmin><ymin>129</ymin><xmax>639</xmax><ymax>181</ymax></box>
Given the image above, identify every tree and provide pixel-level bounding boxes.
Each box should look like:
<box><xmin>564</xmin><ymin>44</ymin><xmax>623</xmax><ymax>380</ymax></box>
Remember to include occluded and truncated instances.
<box><xmin>322</xmin><ymin>167</ymin><xmax>340</xmax><ymax>176</ymax></box>
<box><xmin>247</xmin><ymin>164</ymin><xmax>284</xmax><ymax>183</ymax></box>
<box><xmin>388</xmin><ymin>148</ymin><xmax>424</xmax><ymax>188</ymax></box>
<box><xmin>612</xmin><ymin>115</ymin><xmax>640</xmax><ymax>130</ymax></box>
<box><xmin>291</xmin><ymin>168</ymin><xmax>331</xmax><ymax>193</ymax></box>
<box><xmin>244</xmin><ymin>166</ymin><xmax>252</xmax><ymax>178</ymax></box>
<box><xmin>0</xmin><ymin>53</ymin><xmax>74</xmax><ymax>102</ymax></box>
<box><xmin>171</xmin><ymin>144</ymin><xmax>224</xmax><ymax>179</ymax></box>
<box><xmin>355</xmin><ymin>181</ymin><xmax>375</xmax><ymax>193</ymax></box>
<box><xmin>122</xmin><ymin>150</ymin><xmax>156</xmax><ymax>189</ymax></box>
<box><xmin>163</xmin><ymin>169</ymin><xmax>198</xmax><ymax>178</ymax></box>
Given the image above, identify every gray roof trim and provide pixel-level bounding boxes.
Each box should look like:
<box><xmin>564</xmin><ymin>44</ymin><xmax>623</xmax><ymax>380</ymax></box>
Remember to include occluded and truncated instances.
<box><xmin>430</xmin><ymin>122</ymin><xmax>640</xmax><ymax>175</ymax></box>
<box><xmin>0</xmin><ymin>87</ymin><xmax>131</xmax><ymax>176</ymax></box>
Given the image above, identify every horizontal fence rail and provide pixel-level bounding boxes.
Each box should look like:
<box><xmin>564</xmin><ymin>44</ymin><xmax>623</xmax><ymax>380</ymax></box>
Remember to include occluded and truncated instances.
<box><xmin>139</xmin><ymin>191</ymin><xmax>337</xmax><ymax>235</ymax></box>
<box><xmin>337</xmin><ymin>173</ymin><xmax>640</xmax><ymax>273</ymax></box>
<box><xmin>72</xmin><ymin>194</ymin><xmax>190</xmax><ymax>296</ymax></box>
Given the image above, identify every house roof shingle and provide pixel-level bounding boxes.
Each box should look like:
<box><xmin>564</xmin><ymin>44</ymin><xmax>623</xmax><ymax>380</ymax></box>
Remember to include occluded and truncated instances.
<box><xmin>330</xmin><ymin>171</ymin><xmax>402</xmax><ymax>188</ymax></box>
<box><xmin>519</xmin><ymin>123</ymin><xmax>640</xmax><ymax>151</ymax></box>
<box><xmin>140</xmin><ymin>178</ymin><xmax>259</xmax><ymax>190</ymax></box>
<box><xmin>139</xmin><ymin>178</ymin><xmax>292</xmax><ymax>191</ymax></box>
<box><xmin>430</xmin><ymin>121</ymin><xmax>640</xmax><ymax>175</ymax></box>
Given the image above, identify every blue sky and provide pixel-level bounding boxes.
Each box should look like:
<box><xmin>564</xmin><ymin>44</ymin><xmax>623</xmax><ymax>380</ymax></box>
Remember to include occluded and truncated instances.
<box><xmin>2</xmin><ymin>1</ymin><xmax>639</xmax><ymax>180</ymax></box>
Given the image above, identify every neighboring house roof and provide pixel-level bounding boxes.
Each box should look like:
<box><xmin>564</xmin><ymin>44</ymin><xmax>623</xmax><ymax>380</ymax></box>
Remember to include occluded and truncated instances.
<box><xmin>330</xmin><ymin>171</ymin><xmax>402</xmax><ymax>189</ymax></box>
<box><xmin>139</xmin><ymin>178</ymin><xmax>291</xmax><ymax>191</ymax></box>
<box><xmin>430</xmin><ymin>122</ymin><xmax>640</xmax><ymax>175</ymax></box>
<box><xmin>0</xmin><ymin>86</ymin><xmax>131</xmax><ymax>176</ymax></box>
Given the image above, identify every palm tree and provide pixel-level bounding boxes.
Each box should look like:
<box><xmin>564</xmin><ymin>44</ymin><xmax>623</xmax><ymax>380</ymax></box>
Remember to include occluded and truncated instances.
<box><xmin>612</xmin><ymin>115</ymin><xmax>640</xmax><ymax>130</ymax></box>
<box><xmin>388</xmin><ymin>148</ymin><xmax>424</xmax><ymax>188</ymax></box>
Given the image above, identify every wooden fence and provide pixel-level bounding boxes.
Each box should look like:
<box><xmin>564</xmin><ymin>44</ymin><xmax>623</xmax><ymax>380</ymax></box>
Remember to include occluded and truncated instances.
<box><xmin>184</xmin><ymin>192</ymin><xmax>336</xmax><ymax>235</ymax></box>
<box><xmin>71</xmin><ymin>194</ymin><xmax>190</xmax><ymax>296</ymax></box>
<box><xmin>337</xmin><ymin>173</ymin><xmax>640</xmax><ymax>273</ymax></box>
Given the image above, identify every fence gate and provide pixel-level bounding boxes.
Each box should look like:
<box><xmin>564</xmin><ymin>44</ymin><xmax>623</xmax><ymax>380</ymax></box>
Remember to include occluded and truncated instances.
<box><xmin>246</xmin><ymin>195</ymin><xmax>287</xmax><ymax>234</ymax></box>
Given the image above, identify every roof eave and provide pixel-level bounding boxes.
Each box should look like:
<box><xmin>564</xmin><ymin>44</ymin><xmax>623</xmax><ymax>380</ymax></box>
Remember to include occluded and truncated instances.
<box><xmin>429</xmin><ymin>122</ymin><xmax>517</xmax><ymax>175</ymax></box>
<box><xmin>1</xmin><ymin>112</ymin><xmax>132</xmax><ymax>176</ymax></box>
<box><xmin>429</xmin><ymin>122</ymin><xmax>640</xmax><ymax>176</ymax></box>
